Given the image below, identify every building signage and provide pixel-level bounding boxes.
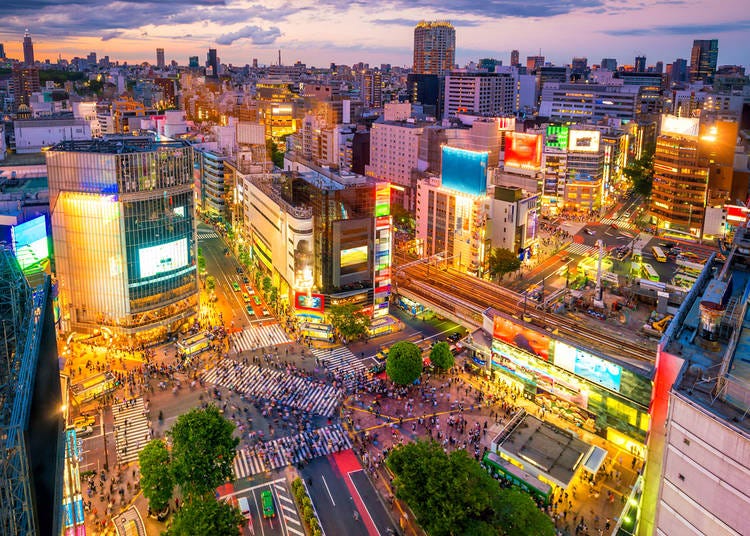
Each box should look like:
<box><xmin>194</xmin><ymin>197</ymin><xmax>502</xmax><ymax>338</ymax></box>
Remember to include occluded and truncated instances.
<box><xmin>294</xmin><ymin>291</ymin><xmax>325</xmax><ymax>312</ymax></box>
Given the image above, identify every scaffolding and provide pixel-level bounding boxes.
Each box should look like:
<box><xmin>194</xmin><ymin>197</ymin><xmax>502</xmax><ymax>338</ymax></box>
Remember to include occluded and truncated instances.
<box><xmin>0</xmin><ymin>245</ymin><xmax>48</xmax><ymax>536</ymax></box>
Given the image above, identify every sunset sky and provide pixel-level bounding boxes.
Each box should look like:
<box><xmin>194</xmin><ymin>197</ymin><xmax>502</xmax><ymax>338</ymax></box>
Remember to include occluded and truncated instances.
<box><xmin>0</xmin><ymin>0</ymin><xmax>747</xmax><ymax>69</ymax></box>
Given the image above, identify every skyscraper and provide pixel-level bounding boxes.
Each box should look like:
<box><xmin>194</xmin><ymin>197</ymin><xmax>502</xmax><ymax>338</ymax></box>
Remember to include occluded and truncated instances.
<box><xmin>510</xmin><ymin>49</ymin><xmax>519</xmax><ymax>67</ymax></box>
<box><xmin>22</xmin><ymin>29</ymin><xmax>34</xmax><ymax>65</ymax></box>
<box><xmin>601</xmin><ymin>58</ymin><xmax>618</xmax><ymax>71</ymax></box>
<box><xmin>12</xmin><ymin>64</ymin><xmax>40</xmax><ymax>110</ymax></box>
<box><xmin>526</xmin><ymin>55</ymin><xmax>544</xmax><ymax>73</ymax></box>
<box><xmin>413</xmin><ymin>21</ymin><xmax>455</xmax><ymax>77</ymax></box>
<box><xmin>670</xmin><ymin>58</ymin><xmax>688</xmax><ymax>84</ymax></box>
<box><xmin>0</xmin><ymin>43</ymin><xmax>5</xmax><ymax>59</ymax></box>
<box><xmin>156</xmin><ymin>47</ymin><xmax>165</xmax><ymax>69</ymax></box>
<box><xmin>207</xmin><ymin>48</ymin><xmax>218</xmax><ymax>77</ymax></box>
<box><xmin>690</xmin><ymin>39</ymin><xmax>719</xmax><ymax>83</ymax></box>
<box><xmin>634</xmin><ymin>55</ymin><xmax>646</xmax><ymax>72</ymax></box>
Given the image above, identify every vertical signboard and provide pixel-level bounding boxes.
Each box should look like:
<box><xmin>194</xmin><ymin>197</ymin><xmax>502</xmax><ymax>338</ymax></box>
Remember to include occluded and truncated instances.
<box><xmin>373</xmin><ymin>182</ymin><xmax>392</xmax><ymax>318</ymax></box>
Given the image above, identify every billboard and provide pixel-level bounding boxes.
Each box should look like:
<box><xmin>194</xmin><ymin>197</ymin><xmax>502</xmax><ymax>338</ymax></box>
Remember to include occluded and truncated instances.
<box><xmin>568</xmin><ymin>130</ymin><xmax>601</xmax><ymax>153</ymax></box>
<box><xmin>375</xmin><ymin>182</ymin><xmax>390</xmax><ymax>217</ymax></box>
<box><xmin>294</xmin><ymin>291</ymin><xmax>325</xmax><ymax>312</ymax></box>
<box><xmin>545</xmin><ymin>125</ymin><xmax>569</xmax><ymax>149</ymax></box>
<box><xmin>504</xmin><ymin>132</ymin><xmax>542</xmax><ymax>170</ymax></box>
<box><xmin>660</xmin><ymin>115</ymin><xmax>699</xmax><ymax>138</ymax></box>
<box><xmin>11</xmin><ymin>215</ymin><xmax>49</xmax><ymax>271</ymax></box>
<box><xmin>340</xmin><ymin>245</ymin><xmax>368</xmax><ymax>268</ymax></box>
<box><xmin>138</xmin><ymin>237</ymin><xmax>189</xmax><ymax>278</ymax></box>
<box><xmin>554</xmin><ymin>341</ymin><xmax>622</xmax><ymax>392</ymax></box>
<box><xmin>492</xmin><ymin>316</ymin><xmax>551</xmax><ymax>361</ymax></box>
<box><xmin>441</xmin><ymin>146</ymin><xmax>489</xmax><ymax>196</ymax></box>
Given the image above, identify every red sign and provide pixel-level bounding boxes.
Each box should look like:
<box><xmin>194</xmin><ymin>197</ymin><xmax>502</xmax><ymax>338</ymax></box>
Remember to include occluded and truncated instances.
<box><xmin>294</xmin><ymin>292</ymin><xmax>325</xmax><ymax>312</ymax></box>
<box><xmin>505</xmin><ymin>132</ymin><xmax>542</xmax><ymax>170</ymax></box>
<box><xmin>374</xmin><ymin>284</ymin><xmax>391</xmax><ymax>294</ymax></box>
<box><xmin>492</xmin><ymin>316</ymin><xmax>550</xmax><ymax>361</ymax></box>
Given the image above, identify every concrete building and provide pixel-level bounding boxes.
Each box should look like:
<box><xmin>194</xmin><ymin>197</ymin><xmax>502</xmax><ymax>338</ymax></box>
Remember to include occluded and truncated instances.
<box><xmin>156</xmin><ymin>47</ymin><xmax>165</xmax><ymax>69</ymax></box>
<box><xmin>23</xmin><ymin>29</ymin><xmax>34</xmax><ymax>65</ymax></box>
<box><xmin>413</xmin><ymin>21</ymin><xmax>455</xmax><ymax>77</ymax></box>
<box><xmin>539</xmin><ymin>83</ymin><xmax>640</xmax><ymax>122</ymax></box>
<box><xmin>13</xmin><ymin>118</ymin><xmax>91</xmax><ymax>154</ymax></box>
<box><xmin>690</xmin><ymin>39</ymin><xmax>719</xmax><ymax>83</ymax></box>
<box><xmin>196</xmin><ymin>149</ymin><xmax>231</xmax><ymax>224</ymax></box>
<box><xmin>46</xmin><ymin>138</ymin><xmax>198</xmax><ymax>342</ymax></box>
<box><xmin>443</xmin><ymin>70</ymin><xmax>515</xmax><ymax>118</ymax></box>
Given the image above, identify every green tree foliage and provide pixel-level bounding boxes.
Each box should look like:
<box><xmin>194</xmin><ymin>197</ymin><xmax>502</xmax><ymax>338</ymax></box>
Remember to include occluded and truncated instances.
<box><xmin>138</xmin><ymin>440</ymin><xmax>174</xmax><ymax>513</ymax></box>
<box><xmin>266</xmin><ymin>138</ymin><xmax>285</xmax><ymax>169</ymax></box>
<box><xmin>262</xmin><ymin>276</ymin><xmax>272</xmax><ymax>295</ymax></box>
<box><xmin>205</xmin><ymin>276</ymin><xmax>216</xmax><ymax>291</ymax></box>
<box><xmin>327</xmin><ymin>303</ymin><xmax>371</xmax><ymax>341</ymax></box>
<box><xmin>487</xmin><ymin>248</ymin><xmax>521</xmax><ymax>280</ymax></box>
<box><xmin>169</xmin><ymin>407</ymin><xmax>239</xmax><ymax>498</ymax></box>
<box><xmin>429</xmin><ymin>342</ymin><xmax>454</xmax><ymax>372</ymax></box>
<box><xmin>386</xmin><ymin>440</ymin><xmax>554</xmax><ymax>536</ymax></box>
<box><xmin>165</xmin><ymin>495</ymin><xmax>244</xmax><ymax>536</ymax></box>
<box><xmin>391</xmin><ymin>203</ymin><xmax>415</xmax><ymax>233</ymax></box>
<box><xmin>624</xmin><ymin>145</ymin><xmax>655</xmax><ymax>197</ymax></box>
<box><xmin>386</xmin><ymin>341</ymin><xmax>423</xmax><ymax>385</ymax></box>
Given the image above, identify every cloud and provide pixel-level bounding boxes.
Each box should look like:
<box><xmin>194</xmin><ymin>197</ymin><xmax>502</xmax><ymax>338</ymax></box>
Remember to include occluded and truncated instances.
<box><xmin>100</xmin><ymin>30</ymin><xmax>124</xmax><ymax>41</ymax></box>
<box><xmin>372</xmin><ymin>17</ymin><xmax>481</xmax><ymax>27</ymax></box>
<box><xmin>605</xmin><ymin>19</ymin><xmax>750</xmax><ymax>36</ymax></box>
<box><xmin>216</xmin><ymin>25</ymin><xmax>281</xmax><ymax>45</ymax></box>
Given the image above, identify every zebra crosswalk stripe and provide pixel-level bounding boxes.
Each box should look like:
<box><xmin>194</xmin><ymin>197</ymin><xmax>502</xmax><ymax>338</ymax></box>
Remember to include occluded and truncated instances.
<box><xmin>197</xmin><ymin>231</ymin><xmax>219</xmax><ymax>240</ymax></box>
<box><xmin>111</xmin><ymin>397</ymin><xmax>150</xmax><ymax>465</ymax></box>
<box><xmin>565</xmin><ymin>243</ymin><xmax>598</xmax><ymax>256</ymax></box>
<box><xmin>231</xmin><ymin>325</ymin><xmax>291</xmax><ymax>353</ymax></box>
<box><xmin>310</xmin><ymin>346</ymin><xmax>369</xmax><ymax>389</ymax></box>
<box><xmin>233</xmin><ymin>425</ymin><xmax>352</xmax><ymax>479</ymax></box>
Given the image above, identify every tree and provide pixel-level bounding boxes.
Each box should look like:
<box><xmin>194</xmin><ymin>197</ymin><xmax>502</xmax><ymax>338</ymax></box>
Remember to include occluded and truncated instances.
<box><xmin>138</xmin><ymin>439</ymin><xmax>174</xmax><ymax>514</ymax></box>
<box><xmin>624</xmin><ymin>145</ymin><xmax>655</xmax><ymax>197</ymax></box>
<box><xmin>205</xmin><ymin>276</ymin><xmax>216</xmax><ymax>291</ymax></box>
<box><xmin>386</xmin><ymin>440</ymin><xmax>554</xmax><ymax>536</ymax></box>
<box><xmin>386</xmin><ymin>341</ymin><xmax>422</xmax><ymax>385</ymax></box>
<box><xmin>169</xmin><ymin>406</ymin><xmax>239</xmax><ymax>498</ymax></box>
<box><xmin>487</xmin><ymin>248</ymin><xmax>521</xmax><ymax>281</ymax></box>
<box><xmin>391</xmin><ymin>203</ymin><xmax>415</xmax><ymax>234</ymax></box>
<box><xmin>429</xmin><ymin>342</ymin><xmax>454</xmax><ymax>372</ymax></box>
<box><xmin>165</xmin><ymin>495</ymin><xmax>244</xmax><ymax>536</ymax></box>
<box><xmin>266</xmin><ymin>138</ymin><xmax>286</xmax><ymax>169</ymax></box>
<box><xmin>327</xmin><ymin>303</ymin><xmax>371</xmax><ymax>342</ymax></box>
<box><xmin>262</xmin><ymin>276</ymin><xmax>272</xmax><ymax>296</ymax></box>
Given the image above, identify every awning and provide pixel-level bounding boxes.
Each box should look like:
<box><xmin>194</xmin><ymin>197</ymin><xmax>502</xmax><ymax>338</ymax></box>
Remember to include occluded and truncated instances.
<box><xmin>582</xmin><ymin>445</ymin><xmax>608</xmax><ymax>475</ymax></box>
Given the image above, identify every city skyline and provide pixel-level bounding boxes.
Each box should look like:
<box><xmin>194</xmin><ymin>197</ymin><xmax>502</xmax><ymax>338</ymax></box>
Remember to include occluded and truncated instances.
<box><xmin>0</xmin><ymin>0</ymin><xmax>748</xmax><ymax>69</ymax></box>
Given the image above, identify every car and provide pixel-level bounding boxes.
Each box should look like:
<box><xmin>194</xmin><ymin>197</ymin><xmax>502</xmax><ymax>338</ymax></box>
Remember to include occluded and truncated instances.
<box><xmin>242</xmin><ymin>276</ymin><xmax>249</xmax><ymax>284</ymax></box>
<box><xmin>236</xmin><ymin>267</ymin><xmax>243</xmax><ymax>274</ymax></box>
<box><xmin>242</xmin><ymin>293</ymin><xmax>250</xmax><ymax>303</ymax></box>
<box><xmin>260</xmin><ymin>490</ymin><xmax>275</xmax><ymax>518</ymax></box>
<box><xmin>584</xmin><ymin>228</ymin><xmax>596</xmax><ymax>236</ymax></box>
<box><xmin>262</xmin><ymin>309</ymin><xmax>270</xmax><ymax>317</ymax></box>
<box><xmin>232</xmin><ymin>282</ymin><xmax>241</xmax><ymax>292</ymax></box>
<box><xmin>253</xmin><ymin>295</ymin><xmax>261</xmax><ymax>306</ymax></box>
<box><xmin>75</xmin><ymin>425</ymin><xmax>95</xmax><ymax>437</ymax></box>
<box><xmin>237</xmin><ymin>497</ymin><xmax>253</xmax><ymax>529</ymax></box>
<box><xmin>245</xmin><ymin>305</ymin><xmax>255</xmax><ymax>316</ymax></box>
<box><xmin>73</xmin><ymin>415</ymin><xmax>95</xmax><ymax>429</ymax></box>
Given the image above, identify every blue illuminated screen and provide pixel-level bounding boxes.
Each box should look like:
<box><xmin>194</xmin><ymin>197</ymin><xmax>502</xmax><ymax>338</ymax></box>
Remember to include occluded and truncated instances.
<box><xmin>441</xmin><ymin>146</ymin><xmax>488</xmax><ymax>196</ymax></box>
<box><xmin>11</xmin><ymin>215</ymin><xmax>49</xmax><ymax>270</ymax></box>
<box><xmin>554</xmin><ymin>341</ymin><xmax>622</xmax><ymax>391</ymax></box>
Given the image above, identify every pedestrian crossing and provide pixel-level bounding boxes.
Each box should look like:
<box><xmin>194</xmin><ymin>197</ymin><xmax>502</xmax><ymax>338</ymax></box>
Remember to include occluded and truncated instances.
<box><xmin>601</xmin><ymin>218</ymin><xmax>638</xmax><ymax>231</ymax></box>
<box><xmin>565</xmin><ymin>243</ymin><xmax>598</xmax><ymax>256</ymax></box>
<box><xmin>271</xmin><ymin>481</ymin><xmax>304</xmax><ymax>535</ymax></box>
<box><xmin>112</xmin><ymin>397</ymin><xmax>151</xmax><ymax>465</ymax></box>
<box><xmin>203</xmin><ymin>362</ymin><xmax>343</xmax><ymax>417</ymax></box>
<box><xmin>310</xmin><ymin>346</ymin><xmax>369</xmax><ymax>389</ymax></box>
<box><xmin>197</xmin><ymin>230</ymin><xmax>220</xmax><ymax>241</ymax></box>
<box><xmin>233</xmin><ymin>424</ymin><xmax>352</xmax><ymax>479</ymax></box>
<box><xmin>230</xmin><ymin>324</ymin><xmax>291</xmax><ymax>352</ymax></box>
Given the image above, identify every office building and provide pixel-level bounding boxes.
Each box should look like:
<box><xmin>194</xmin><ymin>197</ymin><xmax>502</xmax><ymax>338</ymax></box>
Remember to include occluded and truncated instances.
<box><xmin>413</xmin><ymin>20</ymin><xmax>455</xmax><ymax>77</ymax></box>
<box><xmin>539</xmin><ymin>83</ymin><xmax>639</xmax><ymax>122</ymax></box>
<box><xmin>443</xmin><ymin>70</ymin><xmax>515</xmax><ymax>118</ymax></box>
<box><xmin>670</xmin><ymin>58</ymin><xmax>688</xmax><ymax>84</ymax></box>
<box><xmin>0</xmin><ymin>43</ymin><xmax>5</xmax><ymax>59</ymax></box>
<box><xmin>156</xmin><ymin>47</ymin><xmax>165</xmax><ymax>69</ymax></box>
<box><xmin>571</xmin><ymin>57</ymin><xmax>588</xmax><ymax>77</ymax></box>
<box><xmin>359</xmin><ymin>68</ymin><xmax>382</xmax><ymax>109</ymax></box>
<box><xmin>197</xmin><ymin>149</ymin><xmax>231</xmax><ymax>224</ymax></box>
<box><xmin>690</xmin><ymin>39</ymin><xmax>719</xmax><ymax>83</ymax></box>
<box><xmin>635</xmin><ymin>56</ymin><xmax>646</xmax><ymax>73</ymax></box>
<box><xmin>46</xmin><ymin>138</ymin><xmax>199</xmax><ymax>341</ymax></box>
<box><xmin>188</xmin><ymin>56</ymin><xmax>199</xmax><ymax>69</ymax></box>
<box><xmin>207</xmin><ymin>48</ymin><xmax>219</xmax><ymax>77</ymax></box>
<box><xmin>601</xmin><ymin>58</ymin><xmax>618</xmax><ymax>71</ymax></box>
<box><xmin>406</xmin><ymin>73</ymin><xmax>441</xmax><ymax>117</ymax></box>
<box><xmin>526</xmin><ymin>55</ymin><xmax>544</xmax><ymax>73</ymax></box>
<box><xmin>23</xmin><ymin>29</ymin><xmax>34</xmax><ymax>65</ymax></box>
<box><xmin>11</xmin><ymin>65</ymin><xmax>40</xmax><ymax>111</ymax></box>
<box><xmin>510</xmin><ymin>50</ymin><xmax>520</xmax><ymax>67</ymax></box>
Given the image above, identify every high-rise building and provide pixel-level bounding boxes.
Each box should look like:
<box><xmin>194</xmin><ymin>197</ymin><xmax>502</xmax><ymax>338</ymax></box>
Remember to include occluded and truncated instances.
<box><xmin>11</xmin><ymin>64</ymin><xmax>40</xmax><ymax>111</ymax></box>
<box><xmin>526</xmin><ymin>55</ymin><xmax>544</xmax><ymax>73</ymax></box>
<box><xmin>443</xmin><ymin>70</ymin><xmax>515</xmax><ymax>118</ymax></box>
<box><xmin>406</xmin><ymin>73</ymin><xmax>441</xmax><ymax>117</ymax></box>
<box><xmin>359</xmin><ymin>68</ymin><xmax>382</xmax><ymax>109</ymax></box>
<box><xmin>690</xmin><ymin>39</ymin><xmax>719</xmax><ymax>83</ymax></box>
<box><xmin>207</xmin><ymin>48</ymin><xmax>218</xmax><ymax>77</ymax></box>
<box><xmin>22</xmin><ymin>29</ymin><xmax>34</xmax><ymax>65</ymax></box>
<box><xmin>601</xmin><ymin>58</ymin><xmax>618</xmax><ymax>71</ymax></box>
<box><xmin>46</xmin><ymin>138</ymin><xmax>199</xmax><ymax>340</ymax></box>
<box><xmin>670</xmin><ymin>58</ymin><xmax>688</xmax><ymax>84</ymax></box>
<box><xmin>635</xmin><ymin>55</ymin><xmax>646</xmax><ymax>72</ymax></box>
<box><xmin>0</xmin><ymin>43</ymin><xmax>6</xmax><ymax>59</ymax></box>
<box><xmin>156</xmin><ymin>47</ymin><xmax>165</xmax><ymax>69</ymax></box>
<box><xmin>413</xmin><ymin>21</ymin><xmax>455</xmax><ymax>77</ymax></box>
<box><xmin>510</xmin><ymin>49</ymin><xmax>520</xmax><ymax>67</ymax></box>
<box><xmin>571</xmin><ymin>57</ymin><xmax>588</xmax><ymax>76</ymax></box>
<box><xmin>188</xmin><ymin>56</ymin><xmax>199</xmax><ymax>68</ymax></box>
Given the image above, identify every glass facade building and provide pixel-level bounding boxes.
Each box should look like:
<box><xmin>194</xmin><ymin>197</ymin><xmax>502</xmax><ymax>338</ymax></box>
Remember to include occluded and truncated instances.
<box><xmin>47</xmin><ymin>138</ymin><xmax>198</xmax><ymax>342</ymax></box>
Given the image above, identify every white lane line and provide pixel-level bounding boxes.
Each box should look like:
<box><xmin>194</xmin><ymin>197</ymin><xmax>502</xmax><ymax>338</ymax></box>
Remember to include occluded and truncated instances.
<box><xmin>347</xmin><ymin>469</ymin><xmax>381</xmax><ymax>536</ymax></box>
<box><xmin>321</xmin><ymin>476</ymin><xmax>335</xmax><ymax>506</ymax></box>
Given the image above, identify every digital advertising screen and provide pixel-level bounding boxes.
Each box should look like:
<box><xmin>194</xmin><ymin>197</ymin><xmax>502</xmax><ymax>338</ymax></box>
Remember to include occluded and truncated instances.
<box><xmin>504</xmin><ymin>132</ymin><xmax>542</xmax><ymax>170</ymax></box>
<box><xmin>138</xmin><ymin>238</ymin><xmax>189</xmax><ymax>278</ymax></box>
<box><xmin>661</xmin><ymin>115</ymin><xmax>699</xmax><ymax>138</ymax></box>
<box><xmin>492</xmin><ymin>316</ymin><xmax>551</xmax><ymax>361</ymax></box>
<box><xmin>568</xmin><ymin>130</ymin><xmax>601</xmax><ymax>153</ymax></box>
<box><xmin>441</xmin><ymin>146</ymin><xmax>489</xmax><ymax>196</ymax></box>
<box><xmin>554</xmin><ymin>341</ymin><xmax>622</xmax><ymax>392</ymax></box>
<box><xmin>295</xmin><ymin>291</ymin><xmax>325</xmax><ymax>312</ymax></box>
<box><xmin>545</xmin><ymin>125</ymin><xmax>569</xmax><ymax>149</ymax></box>
<box><xmin>340</xmin><ymin>245</ymin><xmax>368</xmax><ymax>268</ymax></box>
<box><xmin>11</xmin><ymin>215</ymin><xmax>49</xmax><ymax>270</ymax></box>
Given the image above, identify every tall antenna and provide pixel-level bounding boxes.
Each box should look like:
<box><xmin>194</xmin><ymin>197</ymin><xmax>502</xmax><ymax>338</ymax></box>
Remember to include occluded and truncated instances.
<box><xmin>278</xmin><ymin>49</ymin><xmax>281</xmax><ymax>66</ymax></box>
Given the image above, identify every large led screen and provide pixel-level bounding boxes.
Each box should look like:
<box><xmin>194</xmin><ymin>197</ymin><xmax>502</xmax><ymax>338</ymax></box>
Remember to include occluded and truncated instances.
<box><xmin>492</xmin><ymin>316</ymin><xmax>550</xmax><ymax>361</ymax></box>
<box><xmin>139</xmin><ymin>238</ymin><xmax>188</xmax><ymax>278</ymax></box>
<box><xmin>554</xmin><ymin>341</ymin><xmax>622</xmax><ymax>391</ymax></box>
<box><xmin>11</xmin><ymin>215</ymin><xmax>49</xmax><ymax>270</ymax></box>
<box><xmin>545</xmin><ymin>125</ymin><xmax>569</xmax><ymax>149</ymax></box>
<box><xmin>295</xmin><ymin>291</ymin><xmax>325</xmax><ymax>312</ymax></box>
<box><xmin>341</xmin><ymin>245</ymin><xmax>368</xmax><ymax>268</ymax></box>
<box><xmin>504</xmin><ymin>132</ymin><xmax>542</xmax><ymax>170</ymax></box>
<box><xmin>661</xmin><ymin>115</ymin><xmax>699</xmax><ymax>138</ymax></box>
<box><xmin>441</xmin><ymin>146</ymin><xmax>488</xmax><ymax>196</ymax></box>
<box><xmin>568</xmin><ymin>130</ymin><xmax>601</xmax><ymax>153</ymax></box>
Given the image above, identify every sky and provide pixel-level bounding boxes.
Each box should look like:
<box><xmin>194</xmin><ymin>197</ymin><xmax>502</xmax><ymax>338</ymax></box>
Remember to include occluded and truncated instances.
<box><xmin>0</xmin><ymin>0</ymin><xmax>748</xmax><ymax>70</ymax></box>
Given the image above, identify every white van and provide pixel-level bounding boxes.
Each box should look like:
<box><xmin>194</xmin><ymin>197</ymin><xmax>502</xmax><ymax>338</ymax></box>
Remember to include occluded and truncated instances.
<box><xmin>238</xmin><ymin>496</ymin><xmax>251</xmax><ymax>518</ymax></box>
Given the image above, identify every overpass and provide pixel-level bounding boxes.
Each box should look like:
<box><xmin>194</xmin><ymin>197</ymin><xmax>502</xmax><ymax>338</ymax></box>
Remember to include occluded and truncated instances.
<box><xmin>395</xmin><ymin>280</ymin><xmax>484</xmax><ymax>330</ymax></box>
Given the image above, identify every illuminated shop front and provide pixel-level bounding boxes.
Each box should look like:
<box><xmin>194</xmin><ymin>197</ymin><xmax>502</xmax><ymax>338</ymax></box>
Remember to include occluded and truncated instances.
<box><xmin>490</xmin><ymin>314</ymin><xmax>652</xmax><ymax>449</ymax></box>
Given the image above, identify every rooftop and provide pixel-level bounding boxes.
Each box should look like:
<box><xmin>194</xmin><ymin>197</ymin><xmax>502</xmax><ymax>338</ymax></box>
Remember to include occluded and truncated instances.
<box><xmin>49</xmin><ymin>137</ymin><xmax>190</xmax><ymax>154</ymax></box>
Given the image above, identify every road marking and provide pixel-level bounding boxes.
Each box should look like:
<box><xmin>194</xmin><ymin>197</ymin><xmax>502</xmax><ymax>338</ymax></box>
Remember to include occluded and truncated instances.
<box><xmin>218</xmin><ymin>478</ymin><xmax>286</xmax><ymax>499</ymax></box>
<box><xmin>286</xmin><ymin>527</ymin><xmax>304</xmax><ymax>536</ymax></box>
<box><xmin>347</xmin><ymin>469</ymin><xmax>381</xmax><ymax>536</ymax></box>
<box><xmin>321</xmin><ymin>476</ymin><xmax>335</xmax><ymax>506</ymax></box>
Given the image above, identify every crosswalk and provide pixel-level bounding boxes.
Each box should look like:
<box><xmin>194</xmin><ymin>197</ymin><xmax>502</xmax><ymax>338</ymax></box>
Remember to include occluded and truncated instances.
<box><xmin>112</xmin><ymin>397</ymin><xmax>150</xmax><ymax>465</ymax></box>
<box><xmin>565</xmin><ymin>243</ymin><xmax>598</xmax><ymax>256</ymax></box>
<box><xmin>601</xmin><ymin>218</ymin><xmax>638</xmax><ymax>231</ymax></box>
<box><xmin>197</xmin><ymin>230</ymin><xmax>219</xmax><ymax>241</ymax></box>
<box><xmin>271</xmin><ymin>480</ymin><xmax>304</xmax><ymax>536</ymax></box>
<box><xmin>233</xmin><ymin>424</ymin><xmax>352</xmax><ymax>479</ymax></box>
<box><xmin>230</xmin><ymin>324</ymin><xmax>291</xmax><ymax>352</ymax></box>
<box><xmin>310</xmin><ymin>346</ymin><xmax>370</xmax><ymax>389</ymax></box>
<box><xmin>203</xmin><ymin>362</ymin><xmax>343</xmax><ymax>417</ymax></box>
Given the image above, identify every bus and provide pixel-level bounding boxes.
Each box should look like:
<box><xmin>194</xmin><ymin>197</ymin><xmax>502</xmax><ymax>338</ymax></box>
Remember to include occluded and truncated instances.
<box><xmin>642</xmin><ymin>263</ymin><xmax>660</xmax><ymax>282</ymax></box>
<box><xmin>300</xmin><ymin>322</ymin><xmax>335</xmax><ymax>342</ymax></box>
<box><xmin>176</xmin><ymin>332</ymin><xmax>211</xmax><ymax>358</ymax></box>
<box><xmin>482</xmin><ymin>452</ymin><xmax>553</xmax><ymax>505</ymax></box>
<box><xmin>71</xmin><ymin>372</ymin><xmax>118</xmax><ymax>406</ymax></box>
<box><xmin>651</xmin><ymin>246</ymin><xmax>667</xmax><ymax>263</ymax></box>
